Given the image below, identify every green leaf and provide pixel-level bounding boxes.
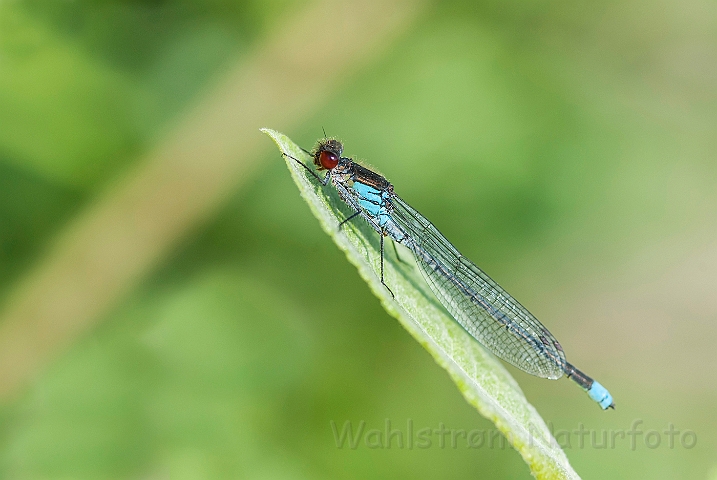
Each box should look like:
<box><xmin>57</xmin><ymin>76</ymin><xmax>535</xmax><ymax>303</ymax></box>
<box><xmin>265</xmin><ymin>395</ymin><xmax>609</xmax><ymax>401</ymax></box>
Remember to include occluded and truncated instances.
<box><xmin>261</xmin><ymin>128</ymin><xmax>580</xmax><ymax>480</ymax></box>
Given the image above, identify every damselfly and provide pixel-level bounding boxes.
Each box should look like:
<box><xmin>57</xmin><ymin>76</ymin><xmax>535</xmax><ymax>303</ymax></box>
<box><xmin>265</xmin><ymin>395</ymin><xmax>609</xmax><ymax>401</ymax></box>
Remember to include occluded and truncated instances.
<box><xmin>284</xmin><ymin>137</ymin><xmax>614</xmax><ymax>410</ymax></box>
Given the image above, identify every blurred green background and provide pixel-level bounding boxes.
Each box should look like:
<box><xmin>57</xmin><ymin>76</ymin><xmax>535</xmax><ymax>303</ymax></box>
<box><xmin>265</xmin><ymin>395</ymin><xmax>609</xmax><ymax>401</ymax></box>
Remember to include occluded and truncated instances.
<box><xmin>1</xmin><ymin>0</ymin><xmax>715</xmax><ymax>478</ymax></box>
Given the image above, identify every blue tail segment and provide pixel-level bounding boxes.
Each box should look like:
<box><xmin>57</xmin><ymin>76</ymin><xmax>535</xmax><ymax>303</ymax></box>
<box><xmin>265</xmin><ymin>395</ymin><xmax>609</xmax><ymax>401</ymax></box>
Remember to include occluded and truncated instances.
<box><xmin>588</xmin><ymin>381</ymin><xmax>614</xmax><ymax>410</ymax></box>
<box><xmin>565</xmin><ymin>362</ymin><xmax>614</xmax><ymax>410</ymax></box>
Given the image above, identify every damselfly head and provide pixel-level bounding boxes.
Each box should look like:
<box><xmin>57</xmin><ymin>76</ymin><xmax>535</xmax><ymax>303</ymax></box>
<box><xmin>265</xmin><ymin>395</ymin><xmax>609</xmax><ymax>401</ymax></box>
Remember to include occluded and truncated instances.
<box><xmin>313</xmin><ymin>139</ymin><xmax>343</xmax><ymax>170</ymax></box>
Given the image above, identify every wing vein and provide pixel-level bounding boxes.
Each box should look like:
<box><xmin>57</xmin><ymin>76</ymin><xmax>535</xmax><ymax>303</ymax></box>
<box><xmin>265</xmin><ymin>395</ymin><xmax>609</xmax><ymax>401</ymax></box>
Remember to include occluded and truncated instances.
<box><xmin>388</xmin><ymin>194</ymin><xmax>566</xmax><ymax>379</ymax></box>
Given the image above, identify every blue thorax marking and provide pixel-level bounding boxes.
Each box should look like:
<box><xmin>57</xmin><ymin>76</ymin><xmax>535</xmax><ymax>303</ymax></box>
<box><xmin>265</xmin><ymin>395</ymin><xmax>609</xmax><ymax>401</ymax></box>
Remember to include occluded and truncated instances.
<box><xmin>352</xmin><ymin>181</ymin><xmax>390</xmax><ymax>226</ymax></box>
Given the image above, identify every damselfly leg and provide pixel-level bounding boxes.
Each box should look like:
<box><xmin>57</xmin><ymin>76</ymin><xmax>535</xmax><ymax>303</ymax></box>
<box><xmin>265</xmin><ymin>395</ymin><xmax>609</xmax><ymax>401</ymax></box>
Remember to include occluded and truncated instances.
<box><xmin>380</xmin><ymin>234</ymin><xmax>394</xmax><ymax>298</ymax></box>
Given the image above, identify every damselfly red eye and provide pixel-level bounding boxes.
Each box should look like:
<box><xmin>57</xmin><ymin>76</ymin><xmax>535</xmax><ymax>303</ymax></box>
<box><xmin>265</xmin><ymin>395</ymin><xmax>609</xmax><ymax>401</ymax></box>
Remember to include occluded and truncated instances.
<box><xmin>319</xmin><ymin>150</ymin><xmax>339</xmax><ymax>169</ymax></box>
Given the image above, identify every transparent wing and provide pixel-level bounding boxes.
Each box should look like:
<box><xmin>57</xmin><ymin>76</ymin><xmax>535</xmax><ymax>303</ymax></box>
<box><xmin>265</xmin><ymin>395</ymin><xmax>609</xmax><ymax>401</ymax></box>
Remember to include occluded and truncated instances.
<box><xmin>388</xmin><ymin>195</ymin><xmax>567</xmax><ymax>379</ymax></box>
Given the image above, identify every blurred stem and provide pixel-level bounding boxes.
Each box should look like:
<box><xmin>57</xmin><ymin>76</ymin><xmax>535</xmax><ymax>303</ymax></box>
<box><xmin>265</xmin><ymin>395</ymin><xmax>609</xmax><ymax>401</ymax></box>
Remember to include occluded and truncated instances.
<box><xmin>0</xmin><ymin>0</ymin><xmax>425</xmax><ymax>401</ymax></box>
